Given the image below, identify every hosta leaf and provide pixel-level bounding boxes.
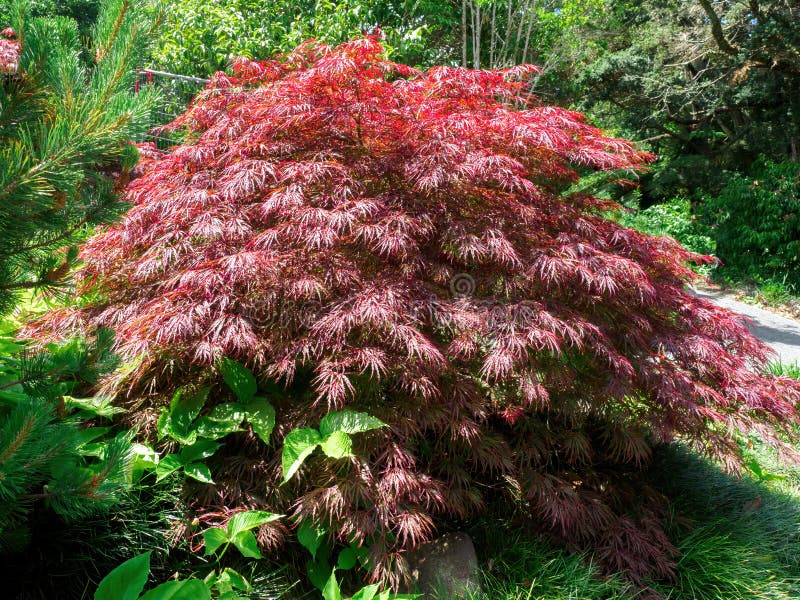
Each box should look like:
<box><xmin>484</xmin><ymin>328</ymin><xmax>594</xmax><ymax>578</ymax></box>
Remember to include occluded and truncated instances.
<box><xmin>203</xmin><ymin>527</ymin><xmax>229</xmax><ymax>556</ymax></box>
<box><xmin>219</xmin><ymin>357</ymin><xmax>257</xmax><ymax>402</ymax></box>
<box><xmin>246</xmin><ymin>399</ymin><xmax>275</xmax><ymax>445</ymax></box>
<box><xmin>230</xmin><ymin>530</ymin><xmax>261</xmax><ymax>558</ymax></box>
<box><xmin>155</xmin><ymin>454</ymin><xmax>183</xmax><ymax>481</ymax></box>
<box><xmin>184</xmin><ymin>462</ymin><xmax>214</xmax><ymax>483</ymax></box>
<box><xmin>94</xmin><ymin>551</ymin><xmax>150</xmax><ymax>600</ymax></box>
<box><xmin>318</xmin><ymin>410</ymin><xmax>385</xmax><ymax>437</ymax></box>
<box><xmin>226</xmin><ymin>510</ymin><xmax>282</xmax><ymax>537</ymax></box>
<box><xmin>281</xmin><ymin>428</ymin><xmax>322</xmax><ymax>482</ymax></box>
<box><xmin>179</xmin><ymin>439</ymin><xmax>221</xmax><ymax>464</ymax></box>
<box><xmin>320</xmin><ymin>431</ymin><xmax>353</xmax><ymax>459</ymax></box>
<box><xmin>139</xmin><ymin>579</ymin><xmax>211</xmax><ymax>600</ymax></box>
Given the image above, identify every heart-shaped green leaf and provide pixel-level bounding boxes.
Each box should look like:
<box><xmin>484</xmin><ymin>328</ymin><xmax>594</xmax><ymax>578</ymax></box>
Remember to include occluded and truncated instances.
<box><xmin>297</xmin><ymin>522</ymin><xmax>326</xmax><ymax>559</ymax></box>
<box><xmin>230</xmin><ymin>530</ymin><xmax>261</xmax><ymax>559</ymax></box>
<box><xmin>219</xmin><ymin>357</ymin><xmax>257</xmax><ymax>402</ymax></box>
<box><xmin>320</xmin><ymin>431</ymin><xmax>353</xmax><ymax>459</ymax></box>
<box><xmin>139</xmin><ymin>579</ymin><xmax>211</xmax><ymax>600</ymax></box>
<box><xmin>203</xmin><ymin>527</ymin><xmax>229</xmax><ymax>556</ymax></box>
<box><xmin>350</xmin><ymin>584</ymin><xmax>380</xmax><ymax>600</ymax></box>
<box><xmin>322</xmin><ymin>570</ymin><xmax>343</xmax><ymax>600</ymax></box>
<box><xmin>246</xmin><ymin>399</ymin><xmax>276</xmax><ymax>445</ymax></box>
<box><xmin>318</xmin><ymin>410</ymin><xmax>385</xmax><ymax>437</ymax></box>
<box><xmin>282</xmin><ymin>428</ymin><xmax>322</xmax><ymax>482</ymax></box>
<box><xmin>179</xmin><ymin>440</ymin><xmax>221</xmax><ymax>464</ymax></box>
<box><xmin>169</xmin><ymin>387</ymin><xmax>209</xmax><ymax>437</ymax></box>
<box><xmin>184</xmin><ymin>462</ymin><xmax>214</xmax><ymax>483</ymax></box>
<box><xmin>226</xmin><ymin>510</ymin><xmax>282</xmax><ymax>537</ymax></box>
<box><xmin>155</xmin><ymin>454</ymin><xmax>183</xmax><ymax>481</ymax></box>
<box><xmin>94</xmin><ymin>551</ymin><xmax>151</xmax><ymax>600</ymax></box>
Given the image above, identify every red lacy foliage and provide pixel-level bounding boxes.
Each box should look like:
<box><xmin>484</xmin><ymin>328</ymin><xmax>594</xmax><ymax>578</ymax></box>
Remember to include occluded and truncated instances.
<box><xmin>0</xmin><ymin>27</ymin><xmax>19</xmax><ymax>75</ymax></box>
<box><xmin>30</xmin><ymin>37</ymin><xmax>800</xmax><ymax>586</ymax></box>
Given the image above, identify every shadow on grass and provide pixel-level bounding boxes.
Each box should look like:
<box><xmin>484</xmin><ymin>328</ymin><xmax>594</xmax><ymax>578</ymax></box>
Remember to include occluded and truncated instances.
<box><xmin>465</xmin><ymin>443</ymin><xmax>800</xmax><ymax>600</ymax></box>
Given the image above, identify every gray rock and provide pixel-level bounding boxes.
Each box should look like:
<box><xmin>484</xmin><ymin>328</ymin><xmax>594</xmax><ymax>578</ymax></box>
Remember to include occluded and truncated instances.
<box><xmin>406</xmin><ymin>532</ymin><xmax>481</xmax><ymax>599</ymax></box>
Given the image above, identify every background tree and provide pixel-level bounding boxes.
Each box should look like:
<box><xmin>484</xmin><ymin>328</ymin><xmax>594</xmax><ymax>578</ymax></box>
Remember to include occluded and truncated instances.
<box><xmin>575</xmin><ymin>0</ymin><xmax>800</xmax><ymax>202</ymax></box>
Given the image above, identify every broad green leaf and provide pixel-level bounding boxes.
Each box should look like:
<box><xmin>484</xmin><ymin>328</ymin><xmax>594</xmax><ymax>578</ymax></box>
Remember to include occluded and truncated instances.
<box><xmin>94</xmin><ymin>551</ymin><xmax>151</xmax><ymax>600</ymax></box>
<box><xmin>337</xmin><ymin>547</ymin><xmax>358</xmax><ymax>571</ymax></box>
<box><xmin>155</xmin><ymin>454</ymin><xmax>184</xmax><ymax>481</ymax></box>
<box><xmin>0</xmin><ymin>337</ymin><xmax>22</xmax><ymax>354</ymax></box>
<box><xmin>227</xmin><ymin>510</ymin><xmax>282</xmax><ymax>537</ymax></box>
<box><xmin>219</xmin><ymin>357</ymin><xmax>257</xmax><ymax>402</ymax></box>
<box><xmin>191</xmin><ymin>403</ymin><xmax>246</xmax><ymax>439</ymax></box>
<box><xmin>322</xmin><ymin>570</ymin><xmax>343</xmax><ymax>600</ymax></box>
<box><xmin>156</xmin><ymin>409</ymin><xmax>171</xmax><ymax>440</ymax></box>
<box><xmin>320</xmin><ymin>431</ymin><xmax>353</xmax><ymax>459</ymax></box>
<box><xmin>169</xmin><ymin>387</ymin><xmax>209</xmax><ymax>436</ymax></box>
<box><xmin>179</xmin><ymin>440</ymin><xmax>222</xmax><ymax>464</ymax></box>
<box><xmin>207</xmin><ymin>403</ymin><xmax>246</xmax><ymax>423</ymax></box>
<box><xmin>139</xmin><ymin>579</ymin><xmax>212</xmax><ymax>600</ymax></box>
<box><xmin>215</xmin><ymin>568</ymin><xmax>249</xmax><ymax>592</ymax></box>
<box><xmin>297</xmin><ymin>522</ymin><xmax>326</xmax><ymax>559</ymax></box>
<box><xmin>230</xmin><ymin>530</ymin><xmax>261</xmax><ymax>558</ymax></box>
<box><xmin>81</xmin><ymin>441</ymin><xmax>112</xmax><ymax>458</ymax></box>
<box><xmin>192</xmin><ymin>417</ymin><xmax>241</xmax><ymax>440</ymax></box>
<box><xmin>130</xmin><ymin>443</ymin><xmax>158</xmax><ymax>481</ymax></box>
<box><xmin>75</xmin><ymin>427</ymin><xmax>113</xmax><ymax>447</ymax></box>
<box><xmin>318</xmin><ymin>410</ymin><xmax>386</xmax><ymax>437</ymax></box>
<box><xmin>281</xmin><ymin>428</ymin><xmax>322</xmax><ymax>482</ymax></box>
<box><xmin>184</xmin><ymin>462</ymin><xmax>214</xmax><ymax>483</ymax></box>
<box><xmin>350</xmin><ymin>584</ymin><xmax>380</xmax><ymax>600</ymax></box>
<box><xmin>203</xmin><ymin>527</ymin><xmax>229</xmax><ymax>556</ymax></box>
<box><xmin>166</xmin><ymin>428</ymin><xmax>198</xmax><ymax>446</ymax></box>
<box><xmin>246</xmin><ymin>399</ymin><xmax>276</xmax><ymax>445</ymax></box>
<box><xmin>306</xmin><ymin>559</ymin><xmax>332</xmax><ymax>592</ymax></box>
<box><xmin>64</xmin><ymin>395</ymin><xmax>125</xmax><ymax>418</ymax></box>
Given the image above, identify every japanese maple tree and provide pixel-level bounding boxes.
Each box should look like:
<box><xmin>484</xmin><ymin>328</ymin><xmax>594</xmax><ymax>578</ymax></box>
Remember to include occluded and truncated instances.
<box><xmin>31</xmin><ymin>37</ymin><xmax>800</xmax><ymax>586</ymax></box>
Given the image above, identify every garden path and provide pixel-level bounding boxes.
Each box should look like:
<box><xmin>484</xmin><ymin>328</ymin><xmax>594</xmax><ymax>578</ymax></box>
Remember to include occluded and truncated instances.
<box><xmin>693</xmin><ymin>288</ymin><xmax>800</xmax><ymax>365</ymax></box>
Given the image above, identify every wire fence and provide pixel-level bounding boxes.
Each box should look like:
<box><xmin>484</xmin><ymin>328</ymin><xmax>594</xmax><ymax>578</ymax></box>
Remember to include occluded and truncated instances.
<box><xmin>134</xmin><ymin>68</ymin><xmax>209</xmax><ymax>149</ymax></box>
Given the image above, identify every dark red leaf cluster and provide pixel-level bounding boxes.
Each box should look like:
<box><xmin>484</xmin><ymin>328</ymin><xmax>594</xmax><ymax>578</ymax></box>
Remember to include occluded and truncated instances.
<box><xmin>0</xmin><ymin>27</ymin><xmax>19</xmax><ymax>75</ymax></box>
<box><xmin>30</xmin><ymin>37</ymin><xmax>800</xmax><ymax>586</ymax></box>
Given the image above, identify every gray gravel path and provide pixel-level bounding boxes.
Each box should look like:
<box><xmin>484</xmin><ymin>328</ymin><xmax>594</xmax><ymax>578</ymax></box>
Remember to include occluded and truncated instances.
<box><xmin>693</xmin><ymin>288</ymin><xmax>800</xmax><ymax>365</ymax></box>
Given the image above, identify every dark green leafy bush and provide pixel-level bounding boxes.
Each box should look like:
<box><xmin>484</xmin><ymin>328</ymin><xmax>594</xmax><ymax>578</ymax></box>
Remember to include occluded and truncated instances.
<box><xmin>702</xmin><ymin>159</ymin><xmax>800</xmax><ymax>291</ymax></box>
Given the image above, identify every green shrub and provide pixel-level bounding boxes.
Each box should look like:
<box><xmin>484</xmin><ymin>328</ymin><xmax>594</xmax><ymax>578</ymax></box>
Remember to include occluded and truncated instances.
<box><xmin>616</xmin><ymin>197</ymin><xmax>716</xmax><ymax>257</ymax></box>
<box><xmin>702</xmin><ymin>159</ymin><xmax>800</xmax><ymax>290</ymax></box>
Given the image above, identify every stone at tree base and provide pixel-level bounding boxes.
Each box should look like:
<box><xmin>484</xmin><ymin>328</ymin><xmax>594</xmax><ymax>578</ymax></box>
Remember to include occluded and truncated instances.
<box><xmin>405</xmin><ymin>532</ymin><xmax>481</xmax><ymax>598</ymax></box>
